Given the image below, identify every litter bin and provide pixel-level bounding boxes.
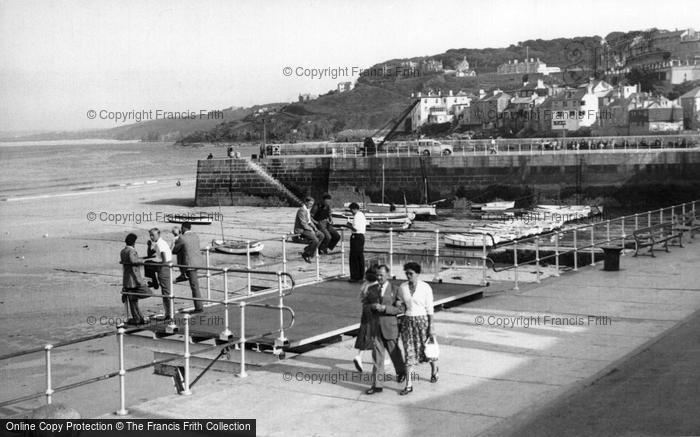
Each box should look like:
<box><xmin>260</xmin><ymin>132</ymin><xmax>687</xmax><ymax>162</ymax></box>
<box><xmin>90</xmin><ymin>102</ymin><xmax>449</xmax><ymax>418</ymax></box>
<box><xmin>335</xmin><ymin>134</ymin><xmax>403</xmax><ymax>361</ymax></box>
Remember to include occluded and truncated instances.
<box><xmin>602</xmin><ymin>246</ymin><xmax>623</xmax><ymax>271</ymax></box>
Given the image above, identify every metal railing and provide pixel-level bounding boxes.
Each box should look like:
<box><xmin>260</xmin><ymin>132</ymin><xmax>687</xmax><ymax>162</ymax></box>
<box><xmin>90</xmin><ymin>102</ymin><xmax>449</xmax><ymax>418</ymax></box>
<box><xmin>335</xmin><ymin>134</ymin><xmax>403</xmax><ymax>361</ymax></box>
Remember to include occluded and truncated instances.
<box><xmin>260</xmin><ymin>134</ymin><xmax>700</xmax><ymax>158</ymax></box>
<box><xmin>0</xmin><ymin>268</ymin><xmax>296</xmax><ymax>415</ymax></box>
<box><xmin>487</xmin><ymin>201</ymin><xmax>697</xmax><ymax>290</ymax></box>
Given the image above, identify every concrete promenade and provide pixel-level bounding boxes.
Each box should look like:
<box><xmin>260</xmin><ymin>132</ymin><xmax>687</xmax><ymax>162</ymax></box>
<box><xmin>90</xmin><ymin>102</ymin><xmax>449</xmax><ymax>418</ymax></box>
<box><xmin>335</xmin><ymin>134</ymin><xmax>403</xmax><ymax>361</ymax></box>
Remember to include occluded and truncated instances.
<box><xmin>118</xmin><ymin>240</ymin><xmax>700</xmax><ymax>436</ymax></box>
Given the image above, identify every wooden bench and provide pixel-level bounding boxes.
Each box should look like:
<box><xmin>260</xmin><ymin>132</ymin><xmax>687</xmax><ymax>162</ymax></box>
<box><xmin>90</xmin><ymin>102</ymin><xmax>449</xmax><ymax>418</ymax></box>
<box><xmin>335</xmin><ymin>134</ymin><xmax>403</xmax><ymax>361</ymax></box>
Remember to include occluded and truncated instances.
<box><xmin>673</xmin><ymin>212</ymin><xmax>700</xmax><ymax>241</ymax></box>
<box><xmin>632</xmin><ymin>222</ymin><xmax>683</xmax><ymax>257</ymax></box>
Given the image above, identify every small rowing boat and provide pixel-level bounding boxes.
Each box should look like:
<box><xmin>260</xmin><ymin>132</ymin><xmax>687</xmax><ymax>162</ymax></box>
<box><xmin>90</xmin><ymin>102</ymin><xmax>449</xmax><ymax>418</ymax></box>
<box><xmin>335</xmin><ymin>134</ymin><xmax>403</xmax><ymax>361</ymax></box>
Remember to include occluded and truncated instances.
<box><xmin>344</xmin><ymin>202</ymin><xmax>437</xmax><ymax>218</ymax></box>
<box><xmin>211</xmin><ymin>239</ymin><xmax>264</xmax><ymax>255</ymax></box>
<box><xmin>332</xmin><ymin>211</ymin><xmax>414</xmax><ymax>230</ymax></box>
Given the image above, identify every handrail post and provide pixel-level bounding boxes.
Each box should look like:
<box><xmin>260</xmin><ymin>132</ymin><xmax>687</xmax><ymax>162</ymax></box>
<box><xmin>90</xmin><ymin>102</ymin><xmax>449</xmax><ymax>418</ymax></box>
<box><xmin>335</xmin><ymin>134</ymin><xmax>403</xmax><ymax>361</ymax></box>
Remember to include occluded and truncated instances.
<box><xmin>606</xmin><ymin>221</ymin><xmax>611</xmax><ymax>243</ymax></box>
<box><xmin>246</xmin><ymin>241</ymin><xmax>252</xmax><ymax>295</ymax></box>
<box><xmin>621</xmin><ymin>216</ymin><xmax>626</xmax><ymax>246</ymax></box>
<box><xmin>238</xmin><ymin>303</ymin><xmax>248</xmax><ymax>378</ymax></box>
<box><xmin>389</xmin><ymin>228</ymin><xmax>394</xmax><ymax>279</ymax></box>
<box><xmin>44</xmin><ymin>344</ymin><xmax>53</xmax><ymax>405</ymax></box>
<box><xmin>635</xmin><ymin>213</ymin><xmax>639</xmax><ymax>231</ymax></box>
<box><xmin>277</xmin><ymin>272</ymin><xmax>287</xmax><ymax>344</ymax></box>
<box><xmin>182</xmin><ymin>314</ymin><xmax>192</xmax><ymax>395</ymax></box>
<box><xmin>682</xmin><ymin>203</ymin><xmax>686</xmax><ymax>216</ymax></box>
<box><xmin>660</xmin><ymin>208</ymin><xmax>664</xmax><ymax>224</ymax></box>
<box><xmin>115</xmin><ymin>329</ymin><xmax>128</xmax><ymax>415</ymax></box>
<box><xmin>513</xmin><ymin>241</ymin><xmax>519</xmax><ymax>291</ymax></box>
<box><xmin>647</xmin><ymin>211</ymin><xmax>651</xmax><ymax>227</ymax></box>
<box><xmin>340</xmin><ymin>228</ymin><xmax>346</xmax><ymax>276</ymax></box>
<box><xmin>220</xmin><ymin>268</ymin><xmax>232</xmax><ymax>340</ymax></box>
<box><xmin>554</xmin><ymin>232</ymin><xmax>560</xmax><ymax>276</ymax></box>
<box><xmin>433</xmin><ymin>229</ymin><xmax>440</xmax><ymax>282</ymax></box>
<box><xmin>590</xmin><ymin>226</ymin><xmax>596</xmax><ymax>266</ymax></box>
<box><xmin>481</xmin><ymin>232</ymin><xmax>487</xmax><ymax>286</ymax></box>
<box><xmin>282</xmin><ymin>235</ymin><xmax>288</xmax><ymax>287</ymax></box>
<box><xmin>573</xmin><ymin>229</ymin><xmax>578</xmax><ymax>271</ymax></box>
<box><xmin>315</xmin><ymin>245</ymin><xmax>320</xmax><ymax>281</ymax></box>
<box><xmin>535</xmin><ymin>237</ymin><xmax>541</xmax><ymax>283</ymax></box>
<box><xmin>205</xmin><ymin>247</ymin><xmax>211</xmax><ymax>301</ymax></box>
<box><xmin>166</xmin><ymin>263</ymin><xmax>176</xmax><ymax>334</ymax></box>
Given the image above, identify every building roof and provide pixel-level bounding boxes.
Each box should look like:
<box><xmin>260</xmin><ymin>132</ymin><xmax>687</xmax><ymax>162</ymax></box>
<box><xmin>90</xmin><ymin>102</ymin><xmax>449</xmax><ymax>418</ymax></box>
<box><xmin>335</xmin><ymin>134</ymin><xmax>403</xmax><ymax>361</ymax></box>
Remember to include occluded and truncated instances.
<box><xmin>482</xmin><ymin>92</ymin><xmax>511</xmax><ymax>102</ymax></box>
<box><xmin>680</xmin><ymin>86</ymin><xmax>700</xmax><ymax>99</ymax></box>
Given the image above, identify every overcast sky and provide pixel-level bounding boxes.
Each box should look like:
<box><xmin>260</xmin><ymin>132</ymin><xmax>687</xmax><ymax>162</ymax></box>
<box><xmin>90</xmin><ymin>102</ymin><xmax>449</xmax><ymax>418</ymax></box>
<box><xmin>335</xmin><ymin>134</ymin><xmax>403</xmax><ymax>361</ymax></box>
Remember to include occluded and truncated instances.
<box><xmin>1</xmin><ymin>0</ymin><xmax>698</xmax><ymax>132</ymax></box>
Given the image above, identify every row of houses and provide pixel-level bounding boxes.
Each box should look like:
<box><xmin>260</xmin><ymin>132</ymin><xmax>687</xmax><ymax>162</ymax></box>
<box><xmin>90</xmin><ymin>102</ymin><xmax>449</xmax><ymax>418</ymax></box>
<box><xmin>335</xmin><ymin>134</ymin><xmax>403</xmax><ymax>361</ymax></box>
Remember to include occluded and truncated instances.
<box><xmin>408</xmin><ymin>80</ymin><xmax>700</xmax><ymax>135</ymax></box>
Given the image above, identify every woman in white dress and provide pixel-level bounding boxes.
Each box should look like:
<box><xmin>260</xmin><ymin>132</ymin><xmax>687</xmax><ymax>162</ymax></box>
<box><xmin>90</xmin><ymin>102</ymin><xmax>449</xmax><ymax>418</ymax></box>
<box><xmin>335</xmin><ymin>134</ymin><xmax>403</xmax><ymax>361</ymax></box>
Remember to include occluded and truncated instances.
<box><xmin>397</xmin><ymin>262</ymin><xmax>438</xmax><ymax>395</ymax></box>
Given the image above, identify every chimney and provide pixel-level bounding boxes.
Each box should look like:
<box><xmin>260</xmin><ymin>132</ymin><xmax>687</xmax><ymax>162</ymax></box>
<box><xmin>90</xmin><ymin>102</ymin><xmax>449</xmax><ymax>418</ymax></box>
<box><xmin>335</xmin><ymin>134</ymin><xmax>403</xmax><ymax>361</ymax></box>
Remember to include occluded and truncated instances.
<box><xmin>449</xmin><ymin>90</ymin><xmax>453</xmax><ymax>96</ymax></box>
<box><xmin>514</xmin><ymin>59</ymin><xmax>518</xmax><ymax>64</ymax></box>
<box><xmin>417</xmin><ymin>91</ymin><xmax>422</xmax><ymax>97</ymax></box>
<box><xmin>411</xmin><ymin>92</ymin><xmax>415</xmax><ymax>98</ymax></box>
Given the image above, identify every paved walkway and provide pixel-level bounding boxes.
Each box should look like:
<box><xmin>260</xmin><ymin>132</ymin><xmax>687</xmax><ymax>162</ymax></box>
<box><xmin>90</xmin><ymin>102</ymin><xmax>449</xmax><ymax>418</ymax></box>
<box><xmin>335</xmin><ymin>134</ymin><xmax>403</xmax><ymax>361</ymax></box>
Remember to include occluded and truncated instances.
<box><xmin>116</xmin><ymin>241</ymin><xmax>700</xmax><ymax>437</ymax></box>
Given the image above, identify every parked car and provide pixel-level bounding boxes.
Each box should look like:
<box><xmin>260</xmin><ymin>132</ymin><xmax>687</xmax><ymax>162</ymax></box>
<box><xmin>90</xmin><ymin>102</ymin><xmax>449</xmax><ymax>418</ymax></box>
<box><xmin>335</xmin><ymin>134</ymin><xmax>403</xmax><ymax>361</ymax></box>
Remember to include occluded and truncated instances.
<box><xmin>417</xmin><ymin>139</ymin><xmax>453</xmax><ymax>156</ymax></box>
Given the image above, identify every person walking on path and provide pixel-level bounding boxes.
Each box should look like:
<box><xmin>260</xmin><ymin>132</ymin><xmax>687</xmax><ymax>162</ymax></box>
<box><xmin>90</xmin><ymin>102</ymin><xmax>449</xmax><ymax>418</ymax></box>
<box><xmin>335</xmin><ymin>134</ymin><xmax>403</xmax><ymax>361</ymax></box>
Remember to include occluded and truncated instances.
<box><xmin>171</xmin><ymin>222</ymin><xmax>204</xmax><ymax>313</ymax></box>
<box><xmin>347</xmin><ymin>202</ymin><xmax>366</xmax><ymax>282</ymax></box>
<box><xmin>365</xmin><ymin>265</ymin><xmax>406</xmax><ymax>395</ymax></box>
<box><xmin>397</xmin><ymin>262</ymin><xmax>438</xmax><ymax>395</ymax></box>
<box><xmin>353</xmin><ymin>268</ymin><xmax>378</xmax><ymax>373</ymax></box>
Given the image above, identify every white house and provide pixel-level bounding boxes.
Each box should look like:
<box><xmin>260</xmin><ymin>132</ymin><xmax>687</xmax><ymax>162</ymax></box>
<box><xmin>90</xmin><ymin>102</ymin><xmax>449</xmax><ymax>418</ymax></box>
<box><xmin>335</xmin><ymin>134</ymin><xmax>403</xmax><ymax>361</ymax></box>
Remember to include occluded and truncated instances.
<box><xmin>409</xmin><ymin>90</ymin><xmax>472</xmax><ymax>130</ymax></box>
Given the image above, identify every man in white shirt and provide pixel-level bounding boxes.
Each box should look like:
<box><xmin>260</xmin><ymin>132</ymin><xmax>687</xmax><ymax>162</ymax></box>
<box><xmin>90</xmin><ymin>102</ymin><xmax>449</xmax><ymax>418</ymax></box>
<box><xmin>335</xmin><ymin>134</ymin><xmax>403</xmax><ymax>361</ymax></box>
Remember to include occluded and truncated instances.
<box><xmin>148</xmin><ymin>228</ymin><xmax>174</xmax><ymax>320</ymax></box>
<box><xmin>348</xmin><ymin>202</ymin><xmax>366</xmax><ymax>282</ymax></box>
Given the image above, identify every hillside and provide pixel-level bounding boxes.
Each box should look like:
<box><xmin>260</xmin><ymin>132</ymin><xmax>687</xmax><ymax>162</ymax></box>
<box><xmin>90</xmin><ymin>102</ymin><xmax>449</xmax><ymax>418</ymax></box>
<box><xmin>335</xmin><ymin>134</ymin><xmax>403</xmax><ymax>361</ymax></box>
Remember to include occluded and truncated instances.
<box><xmin>1</xmin><ymin>106</ymin><xmax>254</xmax><ymax>143</ymax></box>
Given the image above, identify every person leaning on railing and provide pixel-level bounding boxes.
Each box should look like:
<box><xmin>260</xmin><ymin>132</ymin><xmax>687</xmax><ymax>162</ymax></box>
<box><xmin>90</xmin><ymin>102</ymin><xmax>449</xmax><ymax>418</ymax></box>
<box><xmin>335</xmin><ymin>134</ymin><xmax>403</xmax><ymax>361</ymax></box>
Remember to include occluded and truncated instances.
<box><xmin>120</xmin><ymin>233</ymin><xmax>153</xmax><ymax>325</ymax></box>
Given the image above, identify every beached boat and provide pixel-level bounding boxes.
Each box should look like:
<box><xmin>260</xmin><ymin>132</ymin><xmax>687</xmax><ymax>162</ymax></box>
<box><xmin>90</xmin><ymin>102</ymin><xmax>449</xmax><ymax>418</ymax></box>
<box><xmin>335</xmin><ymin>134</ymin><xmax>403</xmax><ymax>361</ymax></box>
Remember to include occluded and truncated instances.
<box><xmin>166</xmin><ymin>212</ymin><xmax>213</xmax><ymax>225</ymax></box>
<box><xmin>332</xmin><ymin>211</ymin><xmax>414</xmax><ymax>230</ymax></box>
<box><xmin>471</xmin><ymin>201</ymin><xmax>516</xmax><ymax>212</ymax></box>
<box><xmin>344</xmin><ymin>202</ymin><xmax>437</xmax><ymax>218</ymax></box>
<box><xmin>211</xmin><ymin>239</ymin><xmax>264</xmax><ymax>255</ymax></box>
<box><xmin>533</xmin><ymin>204</ymin><xmax>603</xmax><ymax>221</ymax></box>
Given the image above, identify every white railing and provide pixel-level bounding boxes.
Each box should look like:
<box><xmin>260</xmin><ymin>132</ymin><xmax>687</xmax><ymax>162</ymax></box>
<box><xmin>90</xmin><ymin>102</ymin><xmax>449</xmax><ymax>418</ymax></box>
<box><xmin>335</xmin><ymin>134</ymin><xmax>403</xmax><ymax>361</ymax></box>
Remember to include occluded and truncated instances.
<box><xmin>0</xmin><ymin>267</ymin><xmax>296</xmax><ymax>415</ymax></box>
<box><xmin>261</xmin><ymin>134</ymin><xmax>700</xmax><ymax>158</ymax></box>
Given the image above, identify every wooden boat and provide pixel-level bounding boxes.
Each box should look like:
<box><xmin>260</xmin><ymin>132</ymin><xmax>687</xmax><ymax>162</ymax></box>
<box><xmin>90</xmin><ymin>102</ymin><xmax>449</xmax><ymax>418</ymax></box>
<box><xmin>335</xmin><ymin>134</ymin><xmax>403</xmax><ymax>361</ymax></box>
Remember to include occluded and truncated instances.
<box><xmin>344</xmin><ymin>202</ymin><xmax>437</xmax><ymax>218</ymax></box>
<box><xmin>332</xmin><ymin>211</ymin><xmax>414</xmax><ymax>230</ymax></box>
<box><xmin>534</xmin><ymin>204</ymin><xmax>603</xmax><ymax>221</ymax></box>
<box><xmin>471</xmin><ymin>201</ymin><xmax>516</xmax><ymax>213</ymax></box>
<box><xmin>211</xmin><ymin>239</ymin><xmax>264</xmax><ymax>255</ymax></box>
<box><xmin>166</xmin><ymin>212</ymin><xmax>213</xmax><ymax>225</ymax></box>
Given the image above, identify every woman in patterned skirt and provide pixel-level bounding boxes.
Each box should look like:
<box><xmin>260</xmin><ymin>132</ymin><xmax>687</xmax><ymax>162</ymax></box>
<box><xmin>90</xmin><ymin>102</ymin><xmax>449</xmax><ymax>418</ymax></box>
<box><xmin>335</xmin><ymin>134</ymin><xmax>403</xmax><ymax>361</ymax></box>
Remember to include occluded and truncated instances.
<box><xmin>352</xmin><ymin>268</ymin><xmax>378</xmax><ymax>372</ymax></box>
<box><xmin>397</xmin><ymin>262</ymin><xmax>438</xmax><ymax>395</ymax></box>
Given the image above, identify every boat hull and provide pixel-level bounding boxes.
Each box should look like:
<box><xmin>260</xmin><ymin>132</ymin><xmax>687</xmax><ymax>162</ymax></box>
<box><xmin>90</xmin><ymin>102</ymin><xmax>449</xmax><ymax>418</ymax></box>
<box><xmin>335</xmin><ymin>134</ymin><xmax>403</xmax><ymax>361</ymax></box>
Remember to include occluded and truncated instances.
<box><xmin>211</xmin><ymin>239</ymin><xmax>264</xmax><ymax>254</ymax></box>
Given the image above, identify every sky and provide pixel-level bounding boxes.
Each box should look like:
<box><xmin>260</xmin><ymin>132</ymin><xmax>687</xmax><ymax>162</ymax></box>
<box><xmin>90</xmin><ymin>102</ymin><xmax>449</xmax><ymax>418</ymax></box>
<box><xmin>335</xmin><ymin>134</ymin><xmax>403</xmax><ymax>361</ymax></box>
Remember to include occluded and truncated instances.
<box><xmin>1</xmin><ymin>0</ymin><xmax>698</xmax><ymax>132</ymax></box>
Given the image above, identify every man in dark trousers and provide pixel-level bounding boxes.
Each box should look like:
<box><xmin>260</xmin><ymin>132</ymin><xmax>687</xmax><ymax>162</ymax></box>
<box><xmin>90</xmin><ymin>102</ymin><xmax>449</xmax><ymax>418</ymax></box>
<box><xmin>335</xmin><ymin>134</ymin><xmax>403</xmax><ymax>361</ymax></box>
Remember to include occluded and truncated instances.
<box><xmin>294</xmin><ymin>196</ymin><xmax>325</xmax><ymax>263</ymax></box>
<box><xmin>348</xmin><ymin>202</ymin><xmax>366</xmax><ymax>282</ymax></box>
<box><xmin>120</xmin><ymin>233</ymin><xmax>151</xmax><ymax>325</ymax></box>
<box><xmin>365</xmin><ymin>265</ymin><xmax>405</xmax><ymax>394</ymax></box>
<box><xmin>171</xmin><ymin>222</ymin><xmax>204</xmax><ymax>313</ymax></box>
<box><xmin>313</xmin><ymin>193</ymin><xmax>340</xmax><ymax>254</ymax></box>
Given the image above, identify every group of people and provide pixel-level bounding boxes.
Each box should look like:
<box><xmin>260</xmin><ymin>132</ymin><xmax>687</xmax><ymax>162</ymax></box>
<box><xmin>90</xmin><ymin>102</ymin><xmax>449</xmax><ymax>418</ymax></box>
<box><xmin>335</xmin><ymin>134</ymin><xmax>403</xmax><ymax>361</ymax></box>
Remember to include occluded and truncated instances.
<box><xmin>353</xmin><ymin>262</ymin><xmax>438</xmax><ymax>395</ymax></box>
<box><xmin>294</xmin><ymin>195</ymin><xmax>368</xmax><ymax>284</ymax></box>
<box><xmin>120</xmin><ymin>222</ymin><xmax>204</xmax><ymax>325</ymax></box>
